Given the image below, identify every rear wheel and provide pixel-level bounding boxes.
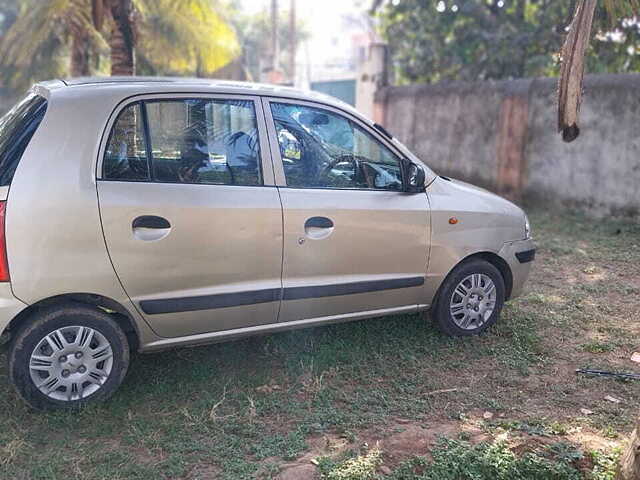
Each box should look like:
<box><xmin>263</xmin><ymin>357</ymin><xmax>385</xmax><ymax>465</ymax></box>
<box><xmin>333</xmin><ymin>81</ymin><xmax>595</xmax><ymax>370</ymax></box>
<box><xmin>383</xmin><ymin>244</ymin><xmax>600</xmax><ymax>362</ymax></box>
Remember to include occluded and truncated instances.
<box><xmin>8</xmin><ymin>303</ymin><xmax>129</xmax><ymax>410</ymax></box>
<box><xmin>431</xmin><ymin>259</ymin><xmax>506</xmax><ymax>337</ymax></box>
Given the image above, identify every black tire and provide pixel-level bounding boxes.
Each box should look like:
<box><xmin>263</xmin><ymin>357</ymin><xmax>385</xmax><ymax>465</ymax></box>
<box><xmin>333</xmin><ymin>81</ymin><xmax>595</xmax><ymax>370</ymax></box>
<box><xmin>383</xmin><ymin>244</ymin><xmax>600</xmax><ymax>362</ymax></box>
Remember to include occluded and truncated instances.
<box><xmin>431</xmin><ymin>259</ymin><xmax>506</xmax><ymax>337</ymax></box>
<box><xmin>8</xmin><ymin>302</ymin><xmax>130</xmax><ymax>410</ymax></box>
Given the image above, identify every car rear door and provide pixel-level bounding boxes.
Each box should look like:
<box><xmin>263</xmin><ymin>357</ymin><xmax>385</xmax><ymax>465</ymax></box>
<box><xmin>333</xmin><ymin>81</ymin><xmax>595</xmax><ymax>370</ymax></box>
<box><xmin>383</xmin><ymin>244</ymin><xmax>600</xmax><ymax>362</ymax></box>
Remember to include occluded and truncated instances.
<box><xmin>263</xmin><ymin>98</ymin><xmax>430</xmax><ymax>324</ymax></box>
<box><xmin>97</xmin><ymin>94</ymin><xmax>282</xmax><ymax>338</ymax></box>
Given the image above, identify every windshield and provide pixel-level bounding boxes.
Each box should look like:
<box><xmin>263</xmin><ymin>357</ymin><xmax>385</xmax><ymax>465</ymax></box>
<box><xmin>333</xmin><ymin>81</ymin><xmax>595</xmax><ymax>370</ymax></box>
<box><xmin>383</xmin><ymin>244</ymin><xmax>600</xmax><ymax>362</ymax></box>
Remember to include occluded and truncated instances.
<box><xmin>0</xmin><ymin>92</ymin><xmax>48</xmax><ymax>186</ymax></box>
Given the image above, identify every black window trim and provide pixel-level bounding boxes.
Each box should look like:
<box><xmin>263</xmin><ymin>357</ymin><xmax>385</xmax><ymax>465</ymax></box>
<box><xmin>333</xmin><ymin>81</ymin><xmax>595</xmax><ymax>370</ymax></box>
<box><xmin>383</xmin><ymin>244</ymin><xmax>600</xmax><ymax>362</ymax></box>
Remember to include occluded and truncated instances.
<box><xmin>99</xmin><ymin>94</ymin><xmax>268</xmax><ymax>187</ymax></box>
<box><xmin>139</xmin><ymin>101</ymin><xmax>154</xmax><ymax>180</ymax></box>
<box><xmin>264</xmin><ymin>96</ymin><xmax>408</xmax><ymax>192</ymax></box>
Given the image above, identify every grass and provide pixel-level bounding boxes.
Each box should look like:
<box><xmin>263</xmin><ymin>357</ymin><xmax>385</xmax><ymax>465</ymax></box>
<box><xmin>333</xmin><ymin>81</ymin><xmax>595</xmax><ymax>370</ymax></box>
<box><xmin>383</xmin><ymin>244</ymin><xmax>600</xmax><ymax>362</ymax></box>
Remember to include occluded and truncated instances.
<box><xmin>0</xmin><ymin>207</ymin><xmax>639</xmax><ymax>479</ymax></box>
<box><xmin>386</xmin><ymin>439</ymin><xmax>584</xmax><ymax>480</ymax></box>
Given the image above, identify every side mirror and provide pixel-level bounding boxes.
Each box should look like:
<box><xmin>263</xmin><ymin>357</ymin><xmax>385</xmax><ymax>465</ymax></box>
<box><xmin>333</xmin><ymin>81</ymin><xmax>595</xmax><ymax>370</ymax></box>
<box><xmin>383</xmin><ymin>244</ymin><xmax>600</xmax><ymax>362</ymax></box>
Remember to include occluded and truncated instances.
<box><xmin>403</xmin><ymin>159</ymin><xmax>426</xmax><ymax>193</ymax></box>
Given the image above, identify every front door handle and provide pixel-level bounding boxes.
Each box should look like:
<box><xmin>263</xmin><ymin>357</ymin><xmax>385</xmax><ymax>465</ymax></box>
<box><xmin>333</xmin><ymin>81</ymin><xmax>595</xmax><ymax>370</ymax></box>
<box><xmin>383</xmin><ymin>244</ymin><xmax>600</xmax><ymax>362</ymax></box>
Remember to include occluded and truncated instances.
<box><xmin>132</xmin><ymin>215</ymin><xmax>171</xmax><ymax>241</ymax></box>
<box><xmin>304</xmin><ymin>216</ymin><xmax>334</xmax><ymax>240</ymax></box>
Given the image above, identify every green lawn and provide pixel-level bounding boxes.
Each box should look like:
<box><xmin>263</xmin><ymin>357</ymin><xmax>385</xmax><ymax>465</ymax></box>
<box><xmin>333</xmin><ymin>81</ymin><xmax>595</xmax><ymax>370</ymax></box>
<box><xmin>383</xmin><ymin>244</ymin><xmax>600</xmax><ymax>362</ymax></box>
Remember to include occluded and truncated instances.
<box><xmin>1</xmin><ymin>208</ymin><xmax>639</xmax><ymax>479</ymax></box>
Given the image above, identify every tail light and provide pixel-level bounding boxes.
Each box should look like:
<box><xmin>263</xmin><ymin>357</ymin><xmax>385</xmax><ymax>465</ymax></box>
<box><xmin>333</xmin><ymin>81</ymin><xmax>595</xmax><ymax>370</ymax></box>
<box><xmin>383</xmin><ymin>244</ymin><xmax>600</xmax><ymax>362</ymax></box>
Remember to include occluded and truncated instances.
<box><xmin>0</xmin><ymin>201</ymin><xmax>9</xmax><ymax>282</ymax></box>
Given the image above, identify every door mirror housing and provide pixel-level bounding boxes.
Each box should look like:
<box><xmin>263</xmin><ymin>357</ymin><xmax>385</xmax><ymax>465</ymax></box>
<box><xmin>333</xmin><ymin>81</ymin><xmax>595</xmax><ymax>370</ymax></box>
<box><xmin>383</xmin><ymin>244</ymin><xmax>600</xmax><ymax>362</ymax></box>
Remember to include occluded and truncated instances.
<box><xmin>403</xmin><ymin>159</ymin><xmax>426</xmax><ymax>193</ymax></box>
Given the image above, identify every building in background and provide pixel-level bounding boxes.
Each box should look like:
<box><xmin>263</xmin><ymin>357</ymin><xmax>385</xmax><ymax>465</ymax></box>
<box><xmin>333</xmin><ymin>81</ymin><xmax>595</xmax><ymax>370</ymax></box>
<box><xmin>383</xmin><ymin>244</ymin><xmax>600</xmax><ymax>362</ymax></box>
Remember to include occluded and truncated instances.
<box><xmin>239</xmin><ymin>0</ymin><xmax>386</xmax><ymax>117</ymax></box>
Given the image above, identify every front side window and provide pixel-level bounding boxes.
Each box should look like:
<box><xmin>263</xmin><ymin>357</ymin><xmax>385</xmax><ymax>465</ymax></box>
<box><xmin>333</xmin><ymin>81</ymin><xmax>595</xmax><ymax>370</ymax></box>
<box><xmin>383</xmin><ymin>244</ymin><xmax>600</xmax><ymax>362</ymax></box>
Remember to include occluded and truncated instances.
<box><xmin>103</xmin><ymin>98</ymin><xmax>262</xmax><ymax>186</ymax></box>
<box><xmin>270</xmin><ymin>102</ymin><xmax>403</xmax><ymax>190</ymax></box>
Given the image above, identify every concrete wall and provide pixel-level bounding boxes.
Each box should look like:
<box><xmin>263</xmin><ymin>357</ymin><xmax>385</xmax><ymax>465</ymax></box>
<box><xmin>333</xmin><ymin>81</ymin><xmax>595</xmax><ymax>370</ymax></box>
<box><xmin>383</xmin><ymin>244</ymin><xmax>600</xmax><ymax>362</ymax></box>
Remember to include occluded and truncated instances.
<box><xmin>377</xmin><ymin>74</ymin><xmax>640</xmax><ymax>216</ymax></box>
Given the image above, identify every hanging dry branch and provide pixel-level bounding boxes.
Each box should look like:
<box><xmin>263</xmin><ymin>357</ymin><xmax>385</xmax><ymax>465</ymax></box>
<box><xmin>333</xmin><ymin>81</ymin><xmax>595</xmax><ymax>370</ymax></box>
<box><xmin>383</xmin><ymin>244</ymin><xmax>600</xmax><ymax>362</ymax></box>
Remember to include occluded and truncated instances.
<box><xmin>557</xmin><ymin>0</ymin><xmax>597</xmax><ymax>142</ymax></box>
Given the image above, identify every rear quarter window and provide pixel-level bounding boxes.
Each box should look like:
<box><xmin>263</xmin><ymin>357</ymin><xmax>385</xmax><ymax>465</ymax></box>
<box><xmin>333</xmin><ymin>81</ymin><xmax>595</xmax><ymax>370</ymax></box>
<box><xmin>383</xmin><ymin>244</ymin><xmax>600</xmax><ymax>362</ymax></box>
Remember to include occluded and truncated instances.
<box><xmin>0</xmin><ymin>93</ymin><xmax>48</xmax><ymax>186</ymax></box>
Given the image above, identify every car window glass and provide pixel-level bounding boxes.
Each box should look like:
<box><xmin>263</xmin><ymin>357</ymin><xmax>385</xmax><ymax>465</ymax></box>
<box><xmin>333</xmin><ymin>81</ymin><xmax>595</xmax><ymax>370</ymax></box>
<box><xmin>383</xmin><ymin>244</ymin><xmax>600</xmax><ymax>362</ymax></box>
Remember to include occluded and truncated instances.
<box><xmin>270</xmin><ymin>102</ymin><xmax>402</xmax><ymax>190</ymax></box>
<box><xmin>103</xmin><ymin>103</ymin><xmax>150</xmax><ymax>181</ymax></box>
<box><xmin>0</xmin><ymin>93</ymin><xmax>48</xmax><ymax>186</ymax></box>
<box><xmin>145</xmin><ymin>99</ymin><xmax>261</xmax><ymax>186</ymax></box>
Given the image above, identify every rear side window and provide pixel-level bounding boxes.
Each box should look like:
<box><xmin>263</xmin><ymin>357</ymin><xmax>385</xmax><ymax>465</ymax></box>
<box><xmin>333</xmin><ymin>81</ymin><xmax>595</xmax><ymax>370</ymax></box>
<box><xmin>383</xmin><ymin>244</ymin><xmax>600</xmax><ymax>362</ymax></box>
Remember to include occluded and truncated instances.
<box><xmin>103</xmin><ymin>98</ymin><xmax>262</xmax><ymax>186</ymax></box>
<box><xmin>0</xmin><ymin>93</ymin><xmax>47</xmax><ymax>186</ymax></box>
<box><xmin>103</xmin><ymin>103</ymin><xmax>150</xmax><ymax>181</ymax></box>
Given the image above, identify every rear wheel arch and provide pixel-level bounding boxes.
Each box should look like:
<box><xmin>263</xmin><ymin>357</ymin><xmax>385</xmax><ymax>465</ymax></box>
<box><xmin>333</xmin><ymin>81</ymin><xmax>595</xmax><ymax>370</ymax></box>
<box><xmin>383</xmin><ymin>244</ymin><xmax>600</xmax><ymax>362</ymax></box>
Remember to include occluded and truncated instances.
<box><xmin>5</xmin><ymin>293</ymin><xmax>140</xmax><ymax>352</ymax></box>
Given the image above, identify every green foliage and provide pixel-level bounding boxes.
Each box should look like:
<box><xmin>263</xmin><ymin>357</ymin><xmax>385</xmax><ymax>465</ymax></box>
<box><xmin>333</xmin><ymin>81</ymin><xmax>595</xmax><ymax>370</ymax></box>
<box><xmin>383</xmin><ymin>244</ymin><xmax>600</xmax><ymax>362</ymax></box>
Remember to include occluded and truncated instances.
<box><xmin>0</xmin><ymin>0</ymin><xmax>240</xmax><ymax>95</ymax></box>
<box><xmin>0</xmin><ymin>0</ymin><xmax>106</xmax><ymax>92</ymax></box>
<box><xmin>251</xmin><ymin>429</ymin><xmax>308</xmax><ymax>461</ymax></box>
<box><xmin>388</xmin><ymin>439</ymin><xmax>582</xmax><ymax>480</ymax></box>
<box><xmin>588</xmin><ymin>448</ymin><xmax>622</xmax><ymax>480</ymax></box>
<box><xmin>136</xmin><ymin>0</ymin><xmax>240</xmax><ymax>77</ymax></box>
<box><xmin>603</xmin><ymin>0</ymin><xmax>640</xmax><ymax>21</ymax></box>
<box><xmin>318</xmin><ymin>448</ymin><xmax>382</xmax><ymax>480</ymax></box>
<box><xmin>374</xmin><ymin>0</ymin><xmax>640</xmax><ymax>84</ymax></box>
<box><xmin>581</xmin><ymin>341</ymin><xmax>615</xmax><ymax>353</ymax></box>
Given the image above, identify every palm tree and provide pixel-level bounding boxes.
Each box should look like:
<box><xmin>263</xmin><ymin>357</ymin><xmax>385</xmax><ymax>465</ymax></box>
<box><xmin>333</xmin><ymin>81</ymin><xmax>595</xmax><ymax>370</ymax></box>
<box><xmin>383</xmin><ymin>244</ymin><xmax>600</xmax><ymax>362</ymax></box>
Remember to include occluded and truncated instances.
<box><xmin>0</xmin><ymin>0</ymin><xmax>239</xmax><ymax>92</ymax></box>
<box><xmin>0</xmin><ymin>0</ymin><xmax>107</xmax><ymax>90</ymax></box>
<box><xmin>135</xmin><ymin>0</ymin><xmax>239</xmax><ymax>77</ymax></box>
<box><xmin>558</xmin><ymin>0</ymin><xmax>639</xmax><ymax>142</ymax></box>
<box><xmin>105</xmin><ymin>0</ymin><xmax>136</xmax><ymax>75</ymax></box>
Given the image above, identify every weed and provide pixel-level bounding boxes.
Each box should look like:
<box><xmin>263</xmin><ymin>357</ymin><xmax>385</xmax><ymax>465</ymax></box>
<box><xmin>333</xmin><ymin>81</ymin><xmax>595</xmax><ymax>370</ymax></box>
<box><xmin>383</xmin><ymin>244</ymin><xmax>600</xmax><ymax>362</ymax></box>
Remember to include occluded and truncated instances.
<box><xmin>318</xmin><ymin>447</ymin><xmax>382</xmax><ymax>480</ymax></box>
<box><xmin>387</xmin><ymin>439</ymin><xmax>582</xmax><ymax>479</ymax></box>
<box><xmin>581</xmin><ymin>342</ymin><xmax>616</xmax><ymax>354</ymax></box>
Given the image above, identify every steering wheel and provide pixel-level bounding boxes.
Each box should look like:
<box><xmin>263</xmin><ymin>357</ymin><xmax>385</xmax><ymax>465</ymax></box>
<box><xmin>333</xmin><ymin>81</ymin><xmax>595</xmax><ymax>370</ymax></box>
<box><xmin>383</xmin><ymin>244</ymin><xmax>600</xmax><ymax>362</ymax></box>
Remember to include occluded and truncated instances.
<box><xmin>315</xmin><ymin>154</ymin><xmax>362</xmax><ymax>187</ymax></box>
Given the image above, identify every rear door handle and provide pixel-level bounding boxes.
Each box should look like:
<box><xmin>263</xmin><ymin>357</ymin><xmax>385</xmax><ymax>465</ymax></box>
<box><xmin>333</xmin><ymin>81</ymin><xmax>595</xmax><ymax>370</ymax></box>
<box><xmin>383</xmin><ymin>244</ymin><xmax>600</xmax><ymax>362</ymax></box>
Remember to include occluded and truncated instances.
<box><xmin>304</xmin><ymin>216</ymin><xmax>334</xmax><ymax>240</ymax></box>
<box><xmin>132</xmin><ymin>215</ymin><xmax>171</xmax><ymax>241</ymax></box>
<box><xmin>305</xmin><ymin>217</ymin><xmax>334</xmax><ymax>229</ymax></box>
<box><xmin>133</xmin><ymin>216</ymin><xmax>171</xmax><ymax>229</ymax></box>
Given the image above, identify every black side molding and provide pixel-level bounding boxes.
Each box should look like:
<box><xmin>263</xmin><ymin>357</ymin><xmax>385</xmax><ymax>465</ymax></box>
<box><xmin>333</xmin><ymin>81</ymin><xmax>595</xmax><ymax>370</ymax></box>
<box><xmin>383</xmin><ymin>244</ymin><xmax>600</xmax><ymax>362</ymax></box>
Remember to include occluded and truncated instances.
<box><xmin>140</xmin><ymin>288</ymin><xmax>281</xmax><ymax>315</ymax></box>
<box><xmin>515</xmin><ymin>249</ymin><xmax>536</xmax><ymax>264</ymax></box>
<box><xmin>283</xmin><ymin>277</ymin><xmax>424</xmax><ymax>301</ymax></box>
<box><xmin>139</xmin><ymin>277</ymin><xmax>425</xmax><ymax>315</ymax></box>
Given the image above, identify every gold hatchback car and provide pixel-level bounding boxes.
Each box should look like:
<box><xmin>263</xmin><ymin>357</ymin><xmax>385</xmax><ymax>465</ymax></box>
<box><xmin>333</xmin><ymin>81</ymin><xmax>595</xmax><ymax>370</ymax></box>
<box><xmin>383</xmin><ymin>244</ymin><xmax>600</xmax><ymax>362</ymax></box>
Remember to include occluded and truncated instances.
<box><xmin>0</xmin><ymin>78</ymin><xmax>534</xmax><ymax>409</ymax></box>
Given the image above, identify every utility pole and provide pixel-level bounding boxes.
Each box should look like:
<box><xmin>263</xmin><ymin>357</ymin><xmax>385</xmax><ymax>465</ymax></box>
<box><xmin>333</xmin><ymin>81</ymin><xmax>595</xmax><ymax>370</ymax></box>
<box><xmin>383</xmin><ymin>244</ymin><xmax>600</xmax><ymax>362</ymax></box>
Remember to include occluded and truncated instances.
<box><xmin>271</xmin><ymin>0</ymin><xmax>279</xmax><ymax>72</ymax></box>
<box><xmin>289</xmin><ymin>0</ymin><xmax>296</xmax><ymax>85</ymax></box>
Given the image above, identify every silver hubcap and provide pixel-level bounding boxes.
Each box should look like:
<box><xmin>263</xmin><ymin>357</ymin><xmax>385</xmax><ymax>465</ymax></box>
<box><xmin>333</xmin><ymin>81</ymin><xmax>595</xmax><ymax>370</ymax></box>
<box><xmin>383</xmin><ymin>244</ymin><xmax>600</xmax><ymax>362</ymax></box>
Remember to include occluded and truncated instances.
<box><xmin>450</xmin><ymin>274</ymin><xmax>497</xmax><ymax>330</ymax></box>
<box><xmin>29</xmin><ymin>326</ymin><xmax>114</xmax><ymax>402</ymax></box>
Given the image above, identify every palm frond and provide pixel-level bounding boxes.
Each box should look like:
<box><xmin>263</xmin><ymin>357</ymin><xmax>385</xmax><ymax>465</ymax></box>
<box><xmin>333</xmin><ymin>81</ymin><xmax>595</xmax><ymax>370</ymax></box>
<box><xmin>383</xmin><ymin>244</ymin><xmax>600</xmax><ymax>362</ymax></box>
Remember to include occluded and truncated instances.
<box><xmin>0</xmin><ymin>0</ymin><xmax>108</xmax><ymax>91</ymax></box>
<box><xmin>137</xmin><ymin>0</ymin><xmax>239</xmax><ymax>75</ymax></box>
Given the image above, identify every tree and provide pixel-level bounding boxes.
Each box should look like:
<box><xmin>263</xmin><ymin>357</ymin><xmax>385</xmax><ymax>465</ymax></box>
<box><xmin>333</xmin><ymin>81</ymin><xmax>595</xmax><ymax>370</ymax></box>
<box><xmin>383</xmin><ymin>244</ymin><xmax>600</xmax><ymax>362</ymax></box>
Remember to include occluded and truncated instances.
<box><xmin>0</xmin><ymin>0</ymin><xmax>107</xmax><ymax>90</ymax></box>
<box><xmin>107</xmin><ymin>0</ymin><xmax>136</xmax><ymax>75</ymax></box>
<box><xmin>0</xmin><ymin>0</ymin><xmax>240</xmax><ymax>94</ymax></box>
<box><xmin>135</xmin><ymin>0</ymin><xmax>239</xmax><ymax>78</ymax></box>
<box><xmin>372</xmin><ymin>0</ymin><xmax>640</xmax><ymax>86</ymax></box>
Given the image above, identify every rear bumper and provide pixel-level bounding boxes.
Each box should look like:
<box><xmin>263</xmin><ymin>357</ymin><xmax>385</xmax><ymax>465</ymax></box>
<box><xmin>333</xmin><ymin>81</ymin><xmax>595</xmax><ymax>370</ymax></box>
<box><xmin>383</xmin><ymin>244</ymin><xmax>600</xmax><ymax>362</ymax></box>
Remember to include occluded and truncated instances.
<box><xmin>0</xmin><ymin>283</ymin><xmax>28</xmax><ymax>338</ymax></box>
<box><xmin>499</xmin><ymin>238</ymin><xmax>535</xmax><ymax>300</ymax></box>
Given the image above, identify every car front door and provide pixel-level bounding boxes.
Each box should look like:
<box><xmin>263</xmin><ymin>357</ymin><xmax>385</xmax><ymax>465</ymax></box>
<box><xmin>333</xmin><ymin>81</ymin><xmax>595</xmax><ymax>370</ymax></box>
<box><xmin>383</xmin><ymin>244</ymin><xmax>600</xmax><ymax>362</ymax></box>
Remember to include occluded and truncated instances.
<box><xmin>263</xmin><ymin>98</ymin><xmax>430</xmax><ymax>324</ymax></box>
<box><xmin>97</xmin><ymin>95</ymin><xmax>282</xmax><ymax>338</ymax></box>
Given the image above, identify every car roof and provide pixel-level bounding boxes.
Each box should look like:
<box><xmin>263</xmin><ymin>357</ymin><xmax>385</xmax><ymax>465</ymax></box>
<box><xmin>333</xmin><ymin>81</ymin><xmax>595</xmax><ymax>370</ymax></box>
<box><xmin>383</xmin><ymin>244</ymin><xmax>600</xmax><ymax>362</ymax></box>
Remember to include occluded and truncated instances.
<box><xmin>35</xmin><ymin>76</ymin><xmax>360</xmax><ymax>118</ymax></box>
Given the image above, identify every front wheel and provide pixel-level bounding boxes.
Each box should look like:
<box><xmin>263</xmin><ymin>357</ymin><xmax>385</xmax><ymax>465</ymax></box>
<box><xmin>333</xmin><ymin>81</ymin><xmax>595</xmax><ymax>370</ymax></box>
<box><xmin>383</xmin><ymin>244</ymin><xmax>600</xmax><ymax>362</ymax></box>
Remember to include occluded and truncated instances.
<box><xmin>8</xmin><ymin>303</ymin><xmax>130</xmax><ymax>410</ymax></box>
<box><xmin>431</xmin><ymin>259</ymin><xmax>506</xmax><ymax>337</ymax></box>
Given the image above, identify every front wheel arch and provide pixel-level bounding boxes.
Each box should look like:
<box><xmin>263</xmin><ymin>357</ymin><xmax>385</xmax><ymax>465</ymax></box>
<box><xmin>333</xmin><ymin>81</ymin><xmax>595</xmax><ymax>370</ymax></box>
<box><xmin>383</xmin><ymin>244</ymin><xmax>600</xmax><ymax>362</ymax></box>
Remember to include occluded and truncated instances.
<box><xmin>431</xmin><ymin>251</ymin><xmax>513</xmax><ymax>312</ymax></box>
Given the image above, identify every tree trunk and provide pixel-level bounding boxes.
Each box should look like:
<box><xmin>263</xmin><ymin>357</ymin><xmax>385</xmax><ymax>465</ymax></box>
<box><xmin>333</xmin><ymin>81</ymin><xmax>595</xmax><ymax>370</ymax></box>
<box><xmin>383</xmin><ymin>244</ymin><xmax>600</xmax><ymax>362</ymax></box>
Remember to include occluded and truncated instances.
<box><xmin>108</xmin><ymin>0</ymin><xmax>136</xmax><ymax>76</ymax></box>
<box><xmin>70</xmin><ymin>30</ymin><xmax>90</xmax><ymax>77</ymax></box>
<box><xmin>616</xmin><ymin>421</ymin><xmax>640</xmax><ymax>480</ymax></box>
<box><xmin>557</xmin><ymin>0</ymin><xmax>597</xmax><ymax>143</ymax></box>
